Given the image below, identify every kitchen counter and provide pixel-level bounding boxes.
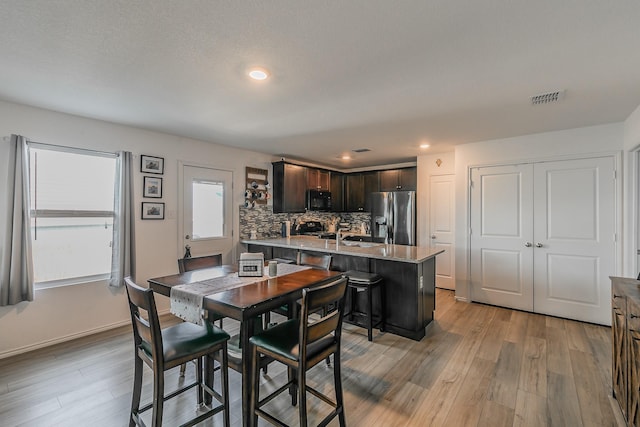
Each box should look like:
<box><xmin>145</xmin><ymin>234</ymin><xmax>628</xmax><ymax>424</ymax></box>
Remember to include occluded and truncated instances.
<box><xmin>242</xmin><ymin>236</ymin><xmax>443</xmax><ymax>341</ymax></box>
<box><xmin>241</xmin><ymin>236</ymin><xmax>442</xmax><ymax>264</ymax></box>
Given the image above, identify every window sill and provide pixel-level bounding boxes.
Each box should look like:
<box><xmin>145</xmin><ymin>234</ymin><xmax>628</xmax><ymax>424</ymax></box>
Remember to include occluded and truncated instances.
<box><xmin>35</xmin><ymin>274</ymin><xmax>110</xmax><ymax>290</ymax></box>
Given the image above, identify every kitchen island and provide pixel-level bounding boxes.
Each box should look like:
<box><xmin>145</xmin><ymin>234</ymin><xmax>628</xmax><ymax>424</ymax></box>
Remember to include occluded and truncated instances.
<box><xmin>242</xmin><ymin>236</ymin><xmax>443</xmax><ymax>340</ymax></box>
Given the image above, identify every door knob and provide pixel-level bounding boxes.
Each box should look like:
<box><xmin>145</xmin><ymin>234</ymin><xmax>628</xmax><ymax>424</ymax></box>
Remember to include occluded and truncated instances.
<box><xmin>431</xmin><ymin>235</ymin><xmax>437</xmax><ymax>239</ymax></box>
<box><xmin>525</xmin><ymin>242</ymin><xmax>532</xmax><ymax>247</ymax></box>
<box><xmin>536</xmin><ymin>243</ymin><xmax>543</xmax><ymax>248</ymax></box>
<box><xmin>185</xmin><ymin>234</ymin><xmax>191</xmax><ymax>240</ymax></box>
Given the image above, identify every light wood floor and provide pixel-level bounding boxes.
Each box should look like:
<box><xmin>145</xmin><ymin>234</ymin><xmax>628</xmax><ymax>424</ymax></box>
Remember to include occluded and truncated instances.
<box><xmin>0</xmin><ymin>289</ymin><xmax>623</xmax><ymax>426</ymax></box>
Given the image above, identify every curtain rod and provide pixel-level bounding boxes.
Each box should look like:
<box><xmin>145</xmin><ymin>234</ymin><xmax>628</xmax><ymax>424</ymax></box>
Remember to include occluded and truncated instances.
<box><xmin>26</xmin><ymin>139</ymin><xmax>117</xmax><ymax>158</ymax></box>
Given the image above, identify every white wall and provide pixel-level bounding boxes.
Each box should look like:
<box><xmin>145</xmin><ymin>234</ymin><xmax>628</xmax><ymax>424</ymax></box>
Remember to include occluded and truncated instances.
<box><xmin>454</xmin><ymin>123</ymin><xmax>624</xmax><ymax>301</ymax></box>
<box><xmin>0</xmin><ymin>100</ymin><xmax>274</xmax><ymax>358</ymax></box>
<box><xmin>623</xmin><ymin>105</ymin><xmax>640</xmax><ymax>276</ymax></box>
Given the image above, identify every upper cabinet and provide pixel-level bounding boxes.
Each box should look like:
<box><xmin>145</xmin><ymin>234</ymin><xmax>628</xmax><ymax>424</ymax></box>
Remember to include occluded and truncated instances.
<box><xmin>307</xmin><ymin>168</ymin><xmax>330</xmax><ymax>190</ymax></box>
<box><xmin>345</xmin><ymin>171</ymin><xmax>379</xmax><ymax>212</ymax></box>
<box><xmin>330</xmin><ymin>172</ymin><xmax>345</xmax><ymax>212</ymax></box>
<box><xmin>272</xmin><ymin>162</ymin><xmax>307</xmax><ymax>213</ymax></box>
<box><xmin>272</xmin><ymin>162</ymin><xmax>416</xmax><ymax>213</ymax></box>
<box><xmin>378</xmin><ymin>167</ymin><xmax>417</xmax><ymax>191</ymax></box>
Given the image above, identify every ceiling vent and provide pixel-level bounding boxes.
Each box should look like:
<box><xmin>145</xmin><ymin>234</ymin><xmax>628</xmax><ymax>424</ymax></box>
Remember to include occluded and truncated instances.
<box><xmin>352</xmin><ymin>148</ymin><xmax>371</xmax><ymax>153</ymax></box>
<box><xmin>531</xmin><ymin>90</ymin><xmax>565</xmax><ymax>105</ymax></box>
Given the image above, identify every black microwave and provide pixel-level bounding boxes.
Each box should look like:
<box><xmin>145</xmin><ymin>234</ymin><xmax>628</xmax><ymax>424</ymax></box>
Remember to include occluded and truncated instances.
<box><xmin>306</xmin><ymin>190</ymin><xmax>332</xmax><ymax>211</ymax></box>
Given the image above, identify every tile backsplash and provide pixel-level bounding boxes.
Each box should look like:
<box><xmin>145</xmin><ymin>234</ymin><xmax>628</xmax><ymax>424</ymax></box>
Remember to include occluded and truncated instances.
<box><xmin>239</xmin><ymin>206</ymin><xmax>371</xmax><ymax>240</ymax></box>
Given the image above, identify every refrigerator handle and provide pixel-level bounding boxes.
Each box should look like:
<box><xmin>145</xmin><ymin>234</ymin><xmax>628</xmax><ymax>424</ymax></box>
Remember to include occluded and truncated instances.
<box><xmin>387</xmin><ymin>224</ymin><xmax>393</xmax><ymax>244</ymax></box>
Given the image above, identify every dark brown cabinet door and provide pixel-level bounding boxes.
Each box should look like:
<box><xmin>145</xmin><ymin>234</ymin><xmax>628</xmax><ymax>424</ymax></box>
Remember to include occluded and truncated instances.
<box><xmin>363</xmin><ymin>171</ymin><xmax>379</xmax><ymax>212</ymax></box>
<box><xmin>345</xmin><ymin>173</ymin><xmax>365</xmax><ymax>212</ymax></box>
<box><xmin>272</xmin><ymin>162</ymin><xmax>307</xmax><ymax>213</ymax></box>
<box><xmin>379</xmin><ymin>168</ymin><xmax>417</xmax><ymax>191</ymax></box>
<box><xmin>307</xmin><ymin>168</ymin><xmax>330</xmax><ymax>190</ymax></box>
<box><xmin>612</xmin><ymin>292</ymin><xmax>627</xmax><ymax>419</ymax></box>
<box><xmin>379</xmin><ymin>169</ymin><xmax>400</xmax><ymax>191</ymax></box>
<box><xmin>346</xmin><ymin>171</ymin><xmax>379</xmax><ymax>212</ymax></box>
<box><xmin>330</xmin><ymin>172</ymin><xmax>344</xmax><ymax>212</ymax></box>
<box><xmin>629</xmin><ymin>300</ymin><xmax>640</xmax><ymax>426</ymax></box>
<box><xmin>398</xmin><ymin>167</ymin><xmax>417</xmax><ymax>190</ymax></box>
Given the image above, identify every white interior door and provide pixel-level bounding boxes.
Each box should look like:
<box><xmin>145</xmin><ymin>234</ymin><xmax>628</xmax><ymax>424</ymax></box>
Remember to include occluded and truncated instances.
<box><xmin>429</xmin><ymin>174</ymin><xmax>455</xmax><ymax>290</ymax></box>
<box><xmin>470</xmin><ymin>164</ymin><xmax>534</xmax><ymax>311</ymax></box>
<box><xmin>180</xmin><ymin>164</ymin><xmax>233</xmax><ymax>263</ymax></box>
<box><xmin>532</xmin><ymin>157</ymin><xmax>615</xmax><ymax>324</ymax></box>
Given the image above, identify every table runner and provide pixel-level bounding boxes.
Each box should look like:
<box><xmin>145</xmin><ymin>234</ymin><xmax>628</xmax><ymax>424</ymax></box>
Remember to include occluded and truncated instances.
<box><xmin>170</xmin><ymin>263</ymin><xmax>311</xmax><ymax>324</ymax></box>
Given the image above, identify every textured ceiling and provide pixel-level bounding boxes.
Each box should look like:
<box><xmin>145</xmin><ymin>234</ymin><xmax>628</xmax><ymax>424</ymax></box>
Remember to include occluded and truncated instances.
<box><xmin>1</xmin><ymin>0</ymin><xmax>639</xmax><ymax>168</ymax></box>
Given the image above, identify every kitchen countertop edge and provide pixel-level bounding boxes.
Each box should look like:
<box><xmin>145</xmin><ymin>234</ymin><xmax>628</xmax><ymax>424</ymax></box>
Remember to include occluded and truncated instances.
<box><xmin>241</xmin><ymin>237</ymin><xmax>443</xmax><ymax>264</ymax></box>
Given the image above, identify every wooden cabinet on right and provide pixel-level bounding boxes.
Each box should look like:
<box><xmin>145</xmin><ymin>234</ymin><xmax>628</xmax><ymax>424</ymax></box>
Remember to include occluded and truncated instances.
<box><xmin>378</xmin><ymin>167</ymin><xmax>417</xmax><ymax>191</ymax></box>
<box><xmin>611</xmin><ymin>276</ymin><xmax>640</xmax><ymax>426</ymax></box>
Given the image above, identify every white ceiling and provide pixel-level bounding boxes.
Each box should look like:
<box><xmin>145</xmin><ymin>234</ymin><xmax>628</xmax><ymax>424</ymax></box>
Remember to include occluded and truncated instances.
<box><xmin>1</xmin><ymin>1</ymin><xmax>639</xmax><ymax>169</ymax></box>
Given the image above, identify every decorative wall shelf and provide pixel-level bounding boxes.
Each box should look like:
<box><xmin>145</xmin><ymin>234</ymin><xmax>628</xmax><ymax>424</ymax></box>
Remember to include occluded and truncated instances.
<box><xmin>245</xmin><ymin>167</ymin><xmax>269</xmax><ymax>208</ymax></box>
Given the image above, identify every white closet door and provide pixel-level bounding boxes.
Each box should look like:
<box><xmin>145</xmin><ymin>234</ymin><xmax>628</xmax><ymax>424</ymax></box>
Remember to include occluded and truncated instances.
<box><xmin>470</xmin><ymin>164</ymin><xmax>534</xmax><ymax>311</ymax></box>
<box><xmin>429</xmin><ymin>174</ymin><xmax>456</xmax><ymax>290</ymax></box>
<box><xmin>533</xmin><ymin>157</ymin><xmax>615</xmax><ymax>324</ymax></box>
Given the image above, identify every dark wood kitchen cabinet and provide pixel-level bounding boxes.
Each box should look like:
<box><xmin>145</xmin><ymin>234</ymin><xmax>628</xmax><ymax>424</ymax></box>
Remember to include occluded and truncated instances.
<box><xmin>345</xmin><ymin>171</ymin><xmax>378</xmax><ymax>212</ymax></box>
<box><xmin>611</xmin><ymin>276</ymin><xmax>640</xmax><ymax>426</ymax></box>
<box><xmin>378</xmin><ymin>167</ymin><xmax>417</xmax><ymax>191</ymax></box>
<box><xmin>307</xmin><ymin>168</ymin><xmax>330</xmax><ymax>191</ymax></box>
<box><xmin>272</xmin><ymin>161</ymin><xmax>307</xmax><ymax>213</ymax></box>
<box><xmin>330</xmin><ymin>172</ymin><xmax>345</xmax><ymax>212</ymax></box>
<box><xmin>612</xmin><ymin>281</ymin><xmax>628</xmax><ymax>422</ymax></box>
<box><xmin>371</xmin><ymin>257</ymin><xmax>435</xmax><ymax>340</ymax></box>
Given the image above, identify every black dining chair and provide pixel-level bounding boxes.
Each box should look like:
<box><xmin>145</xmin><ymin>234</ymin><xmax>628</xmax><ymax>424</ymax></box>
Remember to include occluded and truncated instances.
<box><xmin>264</xmin><ymin>253</ymin><xmax>333</xmax><ymax>329</ymax></box>
<box><xmin>249</xmin><ymin>275</ymin><xmax>348</xmax><ymax>427</ymax></box>
<box><xmin>125</xmin><ymin>277</ymin><xmax>230</xmax><ymax>427</ymax></box>
<box><xmin>178</xmin><ymin>253</ymin><xmax>223</xmax><ymax>274</ymax></box>
<box><xmin>177</xmin><ymin>254</ymin><xmax>226</xmax><ymax>377</ymax></box>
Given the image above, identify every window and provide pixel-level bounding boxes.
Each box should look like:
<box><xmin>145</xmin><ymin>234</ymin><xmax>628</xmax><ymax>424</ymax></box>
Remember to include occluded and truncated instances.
<box><xmin>29</xmin><ymin>145</ymin><xmax>117</xmax><ymax>285</ymax></box>
<box><xmin>192</xmin><ymin>180</ymin><xmax>224</xmax><ymax>239</ymax></box>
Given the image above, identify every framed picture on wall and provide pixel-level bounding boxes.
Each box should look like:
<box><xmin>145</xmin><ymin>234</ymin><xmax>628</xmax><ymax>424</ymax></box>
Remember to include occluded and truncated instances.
<box><xmin>140</xmin><ymin>155</ymin><xmax>164</xmax><ymax>174</ymax></box>
<box><xmin>143</xmin><ymin>176</ymin><xmax>163</xmax><ymax>198</ymax></box>
<box><xmin>141</xmin><ymin>202</ymin><xmax>165</xmax><ymax>220</ymax></box>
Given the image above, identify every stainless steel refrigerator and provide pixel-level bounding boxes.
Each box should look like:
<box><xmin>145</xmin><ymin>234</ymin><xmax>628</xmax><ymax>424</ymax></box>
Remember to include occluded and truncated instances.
<box><xmin>370</xmin><ymin>191</ymin><xmax>416</xmax><ymax>245</ymax></box>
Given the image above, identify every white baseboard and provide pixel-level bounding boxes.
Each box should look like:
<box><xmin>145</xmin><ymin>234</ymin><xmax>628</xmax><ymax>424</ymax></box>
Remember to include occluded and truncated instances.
<box><xmin>0</xmin><ymin>319</ymin><xmax>131</xmax><ymax>360</ymax></box>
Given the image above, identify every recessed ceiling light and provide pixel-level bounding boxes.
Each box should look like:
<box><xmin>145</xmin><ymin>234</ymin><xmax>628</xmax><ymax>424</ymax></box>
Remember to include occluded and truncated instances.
<box><xmin>420</xmin><ymin>143</ymin><xmax>430</xmax><ymax>149</ymax></box>
<box><xmin>341</xmin><ymin>154</ymin><xmax>352</xmax><ymax>160</ymax></box>
<box><xmin>248</xmin><ymin>68</ymin><xmax>269</xmax><ymax>80</ymax></box>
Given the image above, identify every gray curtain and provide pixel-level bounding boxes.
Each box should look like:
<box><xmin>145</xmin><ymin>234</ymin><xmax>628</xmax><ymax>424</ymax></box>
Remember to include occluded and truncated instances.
<box><xmin>109</xmin><ymin>151</ymin><xmax>135</xmax><ymax>287</ymax></box>
<box><xmin>1</xmin><ymin>135</ymin><xmax>34</xmax><ymax>305</ymax></box>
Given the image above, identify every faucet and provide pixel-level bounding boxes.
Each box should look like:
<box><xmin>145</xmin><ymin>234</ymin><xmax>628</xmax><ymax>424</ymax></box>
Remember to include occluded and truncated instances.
<box><xmin>336</xmin><ymin>224</ymin><xmax>349</xmax><ymax>243</ymax></box>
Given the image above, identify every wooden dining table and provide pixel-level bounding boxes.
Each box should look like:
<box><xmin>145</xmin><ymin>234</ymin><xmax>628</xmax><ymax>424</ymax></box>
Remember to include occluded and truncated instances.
<box><xmin>148</xmin><ymin>265</ymin><xmax>341</xmax><ymax>426</ymax></box>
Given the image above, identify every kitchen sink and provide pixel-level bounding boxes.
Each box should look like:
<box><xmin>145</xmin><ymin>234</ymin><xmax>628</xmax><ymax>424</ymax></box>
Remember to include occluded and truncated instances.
<box><xmin>355</xmin><ymin>242</ymin><xmax>381</xmax><ymax>248</ymax></box>
<box><xmin>340</xmin><ymin>241</ymin><xmax>381</xmax><ymax>248</ymax></box>
<box><xmin>342</xmin><ymin>235</ymin><xmax>372</xmax><ymax>242</ymax></box>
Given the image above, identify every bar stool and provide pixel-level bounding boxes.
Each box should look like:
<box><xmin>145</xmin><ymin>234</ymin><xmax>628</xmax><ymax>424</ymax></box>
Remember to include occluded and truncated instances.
<box><xmin>343</xmin><ymin>270</ymin><xmax>385</xmax><ymax>341</ymax></box>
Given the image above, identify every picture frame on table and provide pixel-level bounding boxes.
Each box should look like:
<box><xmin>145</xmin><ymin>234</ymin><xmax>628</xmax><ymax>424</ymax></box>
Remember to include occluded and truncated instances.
<box><xmin>143</xmin><ymin>176</ymin><xmax>163</xmax><ymax>198</ymax></box>
<box><xmin>141</xmin><ymin>202</ymin><xmax>165</xmax><ymax>220</ymax></box>
<box><xmin>140</xmin><ymin>155</ymin><xmax>164</xmax><ymax>174</ymax></box>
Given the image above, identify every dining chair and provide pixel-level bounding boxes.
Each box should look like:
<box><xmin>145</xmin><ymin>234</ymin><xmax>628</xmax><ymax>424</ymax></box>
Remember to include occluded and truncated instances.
<box><xmin>177</xmin><ymin>253</ymin><xmax>222</xmax><ymax>273</ymax></box>
<box><xmin>264</xmin><ymin>253</ymin><xmax>333</xmax><ymax>329</ymax></box>
<box><xmin>177</xmin><ymin>254</ymin><xmax>225</xmax><ymax>377</ymax></box>
<box><xmin>249</xmin><ymin>275</ymin><xmax>348</xmax><ymax>427</ymax></box>
<box><xmin>177</xmin><ymin>254</ymin><xmax>225</xmax><ymax>328</ymax></box>
<box><xmin>177</xmin><ymin>254</ymin><xmax>272</xmax><ymax>378</ymax></box>
<box><xmin>125</xmin><ymin>277</ymin><xmax>230</xmax><ymax>427</ymax></box>
<box><xmin>299</xmin><ymin>252</ymin><xmax>332</xmax><ymax>270</ymax></box>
